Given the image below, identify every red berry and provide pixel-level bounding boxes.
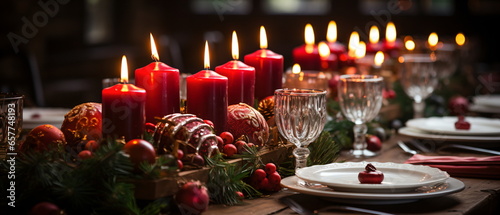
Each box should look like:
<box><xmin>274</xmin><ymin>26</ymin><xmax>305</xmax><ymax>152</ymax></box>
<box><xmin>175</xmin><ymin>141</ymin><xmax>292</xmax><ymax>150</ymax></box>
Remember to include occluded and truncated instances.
<box><xmin>84</xmin><ymin>140</ymin><xmax>99</xmax><ymax>152</ymax></box>
<box><xmin>234</xmin><ymin>140</ymin><xmax>247</xmax><ymax>154</ymax></box>
<box><xmin>235</xmin><ymin>191</ymin><xmax>244</xmax><ymax>199</ymax></box>
<box><xmin>223</xmin><ymin>144</ymin><xmax>237</xmax><ymax>157</ymax></box>
<box><xmin>176</xmin><ymin>149</ymin><xmax>184</xmax><ymax>160</ymax></box>
<box><xmin>78</xmin><ymin>150</ymin><xmax>92</xmax><ymax>160</ymax></box>
<box><xmin>259</xmin><ymin>177</ymin><xmax>270</xmax><ymax>191</ymax></box>
<box><xmin>264</xmin><ymin>163</ymin><xmax>277</xmax><ymax>175</ymax></box>
<box><xmin>177</xmin><ymin>159</ymin><xmax>184</xmax><ymax>170</ymax></box>
<box><xmin>191</xmin><ymin>154</ymin><xmax>205</xmax><ymax>167</ymax></box>
<box><xmin>216</xmin><ymin>136</ymin><xmax>224</xmax><ymax>149</ymax></box>
<box><xmin>252</xmin><ymin>169</ymin><xmax>267</xmax><ymax>181</ymax></box>
<box><xmin>203</xmin><ymin>120</ymin><xmax>214</xmax><ymax>128</ymax></box>
<box><xmin>267</xmin><ymin>172</ymin><xmax>281</xmax><ymax>185</ymax></box>
<box><xmin>247</xmin><ymin>143</ymin><xmax>255</xmax><ymax>148</ymax></box>
<box><xmin>220</xmin><ymin>131</ymin><xmax>234</xmax><ymax>145</ymax></box>
<box><xmin>145</xmin><ymin>122</ymin><xmax>156</xmax><ymax>133</ymax></box>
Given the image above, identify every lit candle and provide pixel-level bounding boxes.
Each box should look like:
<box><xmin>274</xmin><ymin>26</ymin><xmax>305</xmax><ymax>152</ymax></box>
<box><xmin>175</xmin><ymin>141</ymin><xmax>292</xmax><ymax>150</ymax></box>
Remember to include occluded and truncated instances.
<box><xmin>319</xmin><ymin>41</ymin><xmax>338</xmax><ymax>72</ymax></box>
<box><xmin>102</xmin><ymin>55</ymin><xmax>146</xmax><ymax>141</ymax></box>
<box><xmin>382</xmin><ymin>22</ymin><xmax>403</xmax><ymax>58</ymax></box>
<box><xmin>243</xmin><ymin>26</ymin><xmax>284</xmax><ymax>101</ymax></box>
<box><xmin>366</xmin><ymin>25</ymin><xmax>383</xmax><ymax>54</ymax></box>
<box><xmin>284</xmin><ymin>64</ymin><xmax>328</xmax><ymax>90</ymax></box>
<box><xmin>135</xmin><ymin>33</ymin><xmax>180</xmax><ymax>123</ymax></box>
<box><xmin>455</xmin><ymin>32</ymin><xmax>466</xmax><ymax>47</ymax></box>
<box><xmin>292</xmin><ymin>23</ymin><xmax>321</xmax><ymax>71</ymax></box>
<box><xmin>340</xmin><ymin>31</ymin><xmax>359</xmax><ymax>73</ymax></box>
<box><xmin>354</xmin><ymin>41</ymin><xmax>371</xmax><ymax>75</ymax></box>
<box><xmin>404</xmin><ymin>36</ymin><xmax>416</xmax><ymax>53</ymax></box>
<box><xmin>215</xmin><ymin>31</ymin><xmax>256</xmax><ymax>106</ymax></box>
<box><xmin>325</xmin><ymin>21</ymin><xmax>346</xmax><ymax>58</ymax></box>
<box><xmin>427</xmin><ymin>32</ymin><xmax>439</xmax><ymax>51</ymax></box>
<box><xmin>187</xmin><ymin>41</ymin><xmax>228</xmax><ymax>134</ymax></box>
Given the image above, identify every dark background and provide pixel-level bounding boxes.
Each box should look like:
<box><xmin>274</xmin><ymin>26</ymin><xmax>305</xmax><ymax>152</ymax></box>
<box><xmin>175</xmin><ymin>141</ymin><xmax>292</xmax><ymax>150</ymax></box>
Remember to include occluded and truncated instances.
<box><xmin>1</xmin><ymin>0</ymin><xmax>499</xmax><ymax>108</ymax></box>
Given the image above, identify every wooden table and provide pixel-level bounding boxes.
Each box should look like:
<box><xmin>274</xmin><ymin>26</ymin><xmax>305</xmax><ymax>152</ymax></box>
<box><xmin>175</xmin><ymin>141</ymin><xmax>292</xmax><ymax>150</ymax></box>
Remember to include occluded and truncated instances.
<box><xmin>204</xmin><ymin>135</ymin><xmax>500</xmax><ymax>215</ymax></box>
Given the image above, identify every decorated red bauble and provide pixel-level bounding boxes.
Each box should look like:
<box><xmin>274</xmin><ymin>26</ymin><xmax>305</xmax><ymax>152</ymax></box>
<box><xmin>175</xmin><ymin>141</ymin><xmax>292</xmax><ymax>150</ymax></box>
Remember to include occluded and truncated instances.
<box><xmin>61</xmin><ymin>102</ymin><xmax>102</xmax><ymax>150</ymax></box>
<box><xmin>153</xmin><ymin>113</ymin><xmax>219</xmax><ymax>157</ymax></box>
<box><xmin>20</xmin><ymin>124</ymin><xmax>66</xmax><ymax>152</ymax></box>
<box><xmin>175</xmin><ymin>180</ymin><xmax>210</xmax><ymax>214</ymax></box>
<box><xmin>123</xmin><ymin>139</ymin><xmax>156</xmax><ymax>171</ymax></box>
<box><xmin>227</xmin><ymin>103</ymin><xmax>269</xmax><ymax>146</ymax></box>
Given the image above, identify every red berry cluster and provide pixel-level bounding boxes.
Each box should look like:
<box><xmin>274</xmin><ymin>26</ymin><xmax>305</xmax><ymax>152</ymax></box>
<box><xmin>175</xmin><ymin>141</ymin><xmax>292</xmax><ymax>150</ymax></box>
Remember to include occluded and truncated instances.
<box><xmin>217</xmin><ymin>131</ymin><xmax>256</xmax><ymax>157</ymax></box>
<box><xmin>248</xmin><ymin>163</ymin><xmax>282</xmax><ymax>192</ymax></box>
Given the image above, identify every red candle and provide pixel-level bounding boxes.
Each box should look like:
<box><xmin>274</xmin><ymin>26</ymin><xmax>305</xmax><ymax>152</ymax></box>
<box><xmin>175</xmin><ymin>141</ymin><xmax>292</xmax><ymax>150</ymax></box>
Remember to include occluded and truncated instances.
<box><xmin>366</xmin><ymin>25</ymin><xmax>383</xmax><ymax>54</ymax></box>
<box><xmin>243</xmin><ymin>26</ymin><xmax>284</xmax><ymax>101</ymax></box>
<box><xmin>292</xmin><ymin>23</ymin><xmax>320</xmax><ymax>71</ymax></box>
<box><xmin>215</xmin><ymin>31</ymin><xmax>255</xmax><ymax>106</ymax></box>
<box><xmin>382</xmin><ymin>22</ymin><xmax>403</xmax><ymax>58</ymax></box>
<box><xmin>318</xmin><ymin>41</ymin><xmax>338</xmax><ymax>72</ymax></box>
<box><xmin>325</xmin><ymin>21</ymin><xmax>347</xmax><ymax>57</ymax></box>
<box><xmin>135</xmin><ymin>34</ymin><xmax>180</xmax><ymax>123</ymax></box>
<box><xmin>187</xmin><ymin>41</ymin><xmax>228</xmax><ymax>134</ymax></box>
<box><xmin>102</xmin><ymin>55</ymin><xmax>146</xmax><ymax>141</ymax></box>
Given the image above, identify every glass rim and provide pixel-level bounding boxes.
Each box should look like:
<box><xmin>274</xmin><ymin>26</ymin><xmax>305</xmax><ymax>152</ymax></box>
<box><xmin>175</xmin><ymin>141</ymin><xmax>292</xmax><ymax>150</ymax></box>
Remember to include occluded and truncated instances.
<box><xmin>274</xmin><ymin>88</ymin><xmax>327</xmax><ymax>95</ymax></box>
<box><xmin>339</xmin><ymin>74</ymin><xmax>383</xmax><ymax>82</ymax></box>
<box><xmin>0</xmin><ymin>93</ymin><xmax>24</xmax><ymax>100</ymax></box>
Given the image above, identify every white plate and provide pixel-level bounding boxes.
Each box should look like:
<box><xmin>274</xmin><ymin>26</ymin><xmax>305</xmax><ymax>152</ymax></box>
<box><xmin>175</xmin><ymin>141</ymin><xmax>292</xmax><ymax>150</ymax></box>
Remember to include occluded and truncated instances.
<box><xmin>473</xmin><ymin>95</ymin><xmax>500</xmax><ymax>108</ymax></box>
<box><xmin>295</xmin><ymin>162</ymin><xmax>449</xmax><ymax>193</ymax></box>
<box><xmin>23</xmin><ymin>108</ymin><xmax>70</xmax><ymax>129</ymax></box>
<box><xmin>399</xmin><ymin>127</ymin><xmax>500</xmax><ymax>143</ymax></box>
<box><xmin>406</xmin><ymin>117</ymin><xmax>500</xmax><ymax>136</ymax></box>
<box><xmin>281</xmin><ymin>176</ymin><xmax>464</xmax><ymax>205</ymax></box>
<box><xmin>469</xmin><ymin>104</ymin><xmax>500</xmax><ymax>114</ymax></box>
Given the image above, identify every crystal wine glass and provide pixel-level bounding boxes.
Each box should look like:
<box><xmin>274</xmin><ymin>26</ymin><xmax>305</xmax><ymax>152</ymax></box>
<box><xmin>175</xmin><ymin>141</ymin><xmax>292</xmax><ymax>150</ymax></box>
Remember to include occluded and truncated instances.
<box><xmin>274</xmin><ymin>89</ymin><xmax>327</xmax><ymax>173</ymax></box>
<box><xmin>338</xmin><ymin>75</ymin><xmax>384</xmax><ymax>158</ymax></box>
<box><xmin>399</xmin><ymin>54</ymin><xmax>439</xmax><ymax>119</ymax></box>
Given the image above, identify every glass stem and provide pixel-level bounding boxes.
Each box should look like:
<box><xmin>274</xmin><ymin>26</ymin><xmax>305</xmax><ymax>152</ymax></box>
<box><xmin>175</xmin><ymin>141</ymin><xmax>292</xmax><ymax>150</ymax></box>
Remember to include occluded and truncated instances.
<box><xmin>353</xmin><ymin>124</ymin><xmax>368</xmax><ymax>151</ymax></box>
<box><xmin>293</xmin><ymin>147</ymin><xmax>310</xmax><ymax>171</ymax></box>
<box><xmin>413</xmin><ymin>101</ymin><xmax>425</xmax><ymax>119</ymax></box>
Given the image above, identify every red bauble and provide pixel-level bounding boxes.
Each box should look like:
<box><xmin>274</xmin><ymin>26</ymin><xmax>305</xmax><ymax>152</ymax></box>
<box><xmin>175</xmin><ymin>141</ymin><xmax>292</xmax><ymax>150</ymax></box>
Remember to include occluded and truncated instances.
<box><xmin>20</xmin><ymin>124</ymin><xmax>66</xmax><ymax>152</ymax></box>
<box><xmin>153</xmin><ymin>113</ymin><xmax>218</xmax><ymax>157</ymax></box>
<box><xmin>448</xmin><ymin>95</ymin><xmax>469</xmax><ymax>116</ymax></box>
<box><xmin>175</xmin><ymin>181</ymin><xmax>210</xmax><ymax>214</ymax></box>
<box><xmin>123</xmin><ymin>139</ymin><xmax>156</xmax><ymax>171</ymax></box>
<box><xmin>227</xmin><ymin>103</ymin><xmax>269</xmax><ymax>146</ymax></box>
<box><xmin>366</xmin><ymin>134</ymin><xmax>382</xmax><ymax>152</ymax></box>
<box><xmin>61</xmin><ymin>102</ymin><xmax>102</xmax><ymax>150</ymax></box>
<box><xmin>29</xmin><ymin>201</ymin><xmax>61</xmax><ymax>215</ymax></box>
<box><xmin>358</xmin><ymin>163</ymin><xmax>384</xmax><ymax>184</ymax></box>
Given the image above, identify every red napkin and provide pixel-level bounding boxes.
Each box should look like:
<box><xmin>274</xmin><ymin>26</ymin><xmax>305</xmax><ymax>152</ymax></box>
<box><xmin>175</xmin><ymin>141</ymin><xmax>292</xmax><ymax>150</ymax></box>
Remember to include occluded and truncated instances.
<box><xmin>405</xmin><ymin>154</ymin><xmax>500</xmax><ymax>179</ymax></box>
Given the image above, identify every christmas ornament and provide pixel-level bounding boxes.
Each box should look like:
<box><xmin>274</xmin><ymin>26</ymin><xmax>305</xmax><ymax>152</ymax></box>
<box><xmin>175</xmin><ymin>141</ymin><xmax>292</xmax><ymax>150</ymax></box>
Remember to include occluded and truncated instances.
<box><xmin>448</xmin><ymin>95</ymin><xmax>469</xmax><ymax>116</ymax></box>
<box><xmin>175</xmin><ymin>180</ymin><xmax>210</xmax><ymax>214</ymax></box>
<box><xmin>123</xmin><ymin>139</ymin><xmax>156</xmax><ymax>172</ymax></box>
<box><xmin>20</xmin><ymin>124</ymin><xmax>66</xmax><ymax>152</ymax></box>
<box><xmin>257</xmin><ymin>96</ymin><xmax>275</xmax><ymax>121</ymax></box>
<box><xmin>60</xmin><ymin>102</ymin><xmax>102</xmax><ymax>151</ymax></box>
<box><xmin>29</xmin><ymin>201</ymin><xmax>62</xmax><ymax>215</ymax></box>
<box><xmin>153</xmin><ymin>113</ymin><xmax>219</xmax><ymax>158</ymax></box>
<box><xmin>227</xmin><ymin>103</ymin><xmax>269</xmax><ymax>146</ymax></box>
<box><xmin>358</xmin><ymin>163</ymin><xmax>384</xmax><ymax>184</ymax></box>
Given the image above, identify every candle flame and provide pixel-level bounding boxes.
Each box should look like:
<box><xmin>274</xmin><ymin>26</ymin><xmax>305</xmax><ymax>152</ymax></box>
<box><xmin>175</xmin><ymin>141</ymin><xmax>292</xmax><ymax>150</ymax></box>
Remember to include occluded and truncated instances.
<box><xmin>232</xmin><ymin>31</ymin><xmax>239</xmax><ymax>60</ymax></box>
<box><xmin>374</xmin><ymin>51</ymin><xmax>384</xmax><ymax>66</ymax></box>
<box><xmin>369</xmin><ymin>25</ymin><xmax>380</xmax><ymax>44</ymax></box>
<box><xmin>404</xmin><ymin>36</ymin><xmax>415</xmax><ymax>51</ymax></box>
<box><xmin>318</xmin><ymin>42</ymin><xmax>330</xmax><ymax>58</ymax></box>
<box><xmin>292</xmin><ymin>64</ymin><xmax>301</xmax><ymax>74</ymax></box>
<box><xmin>355</xmin><ymin>41</ymin><xmax>366</xmax><ymax>59</ymax></box>
<box><xmin>456</xmin><ymin>32</ymin><xmax>466</xmax><ymax>46</ymax></box>
<box><xmin>150</xmin><ymin>33</ymin><xmax>159</xmax><ymax>61</ymax></box>
<box><xmin>428</xmin><ymin>32</ymin><xmax>439</xmax><ymax>48</ymax></box>
<box><xmin>121</xmin><ymin>55</ymin><xmax>128</xmax><ymax>83</ymax></box>
<box><xmin>348</xmin><ymin>31</ymin><xmax>360</xmax><ymax>58</ymax></box>
<box><xmin>386</xmin><ymin>22</ymin><xmax>397</xmax><ymax>43</ymax></box>
<box><xmin>304</xmin><ymin>23</ymin><xmax>315</xmax><ymax>45</ymax></box>
<box><xmin>260</xmin><ymin>26</ymin><xmax>268</xmax><ymax>49</ymax></box>
<box><xmin>204</xmin><ymin>41</ymin><xmax>210</xmax><ymax>69</ymax></box>
<box><xmin>326</xmin><ymin>20</ymin><xmax>337</xmax><ymax>43</ymax></box>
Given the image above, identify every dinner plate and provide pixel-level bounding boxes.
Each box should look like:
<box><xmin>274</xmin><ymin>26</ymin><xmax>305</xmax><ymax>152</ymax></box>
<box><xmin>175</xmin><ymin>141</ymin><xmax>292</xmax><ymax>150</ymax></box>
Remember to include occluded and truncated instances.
<box><xmin>281</xmin><ymin>176</ymin><xmax>465</xmax><ymax>205</ymax></box>
<box><xmin>399</xmin><ymin>127</ymin><xmax>500</xmax><ymax>143</ymax></box>
<box><xmin>469</xmin><ymin>104</ymin><xmax>500</xmax><ymax>114</ymax></box>
<box><xmin>473</xmin><ymin>95</ymin><xmax>500</xmax><ymax>108</ymax></box>
<box><xmin>295</xmin><ymin>162</ymin><xmax>449</xmax><ymax>193</ymax></box>
<box><xmin>23</xmin><ymin>108</ymin><xmax>70</xmax><ymax>129</ymax></box>
<box><xmin>406</xmin><ymin>117</ymin><xmax>500</xmax><ymax>136</ymax></box>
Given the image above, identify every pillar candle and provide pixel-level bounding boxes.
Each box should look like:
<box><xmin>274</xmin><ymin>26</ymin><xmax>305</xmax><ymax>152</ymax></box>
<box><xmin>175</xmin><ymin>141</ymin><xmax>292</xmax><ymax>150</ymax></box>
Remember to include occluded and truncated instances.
<box><xmin>325</xmin><ymin>21</ymin><xmax>347</xmax><ymax>60</ymax></box>
<box><xmin>366</xmin><ymin>25</ymin><xmax>383</xmax><ymax>54</ymax></box>
<box><xmin>382</xmin><ymin>22</ymin><xmax>403</xmax><ymax>58</ymax></box>
<box><xmin>215</xmin><ymin>31</ymin><xmax>255</xmax><ymax>106</ymax></box>
<box><xmin>187</xmin><ymin>41</ymin><xmax>228</xmax><ymax>134</ymax></box>
<box><xmin>244</xmin><ymin>26</ymin><xmax>283</xmax><ymax>101</ymax></box>
<box><xmin>292</xmin><ymin>23</ymin><xmax>320</xmax><ymax>71</ymax></box>
<box><xmin>135</xmin><ymin>35</ymin><xmax>179</xmax><ymax>123</ymax></box>
<box><xmin>102</xmin><ymin>55</ymin><xmax>146</xmax><ymax>141</ymax></box>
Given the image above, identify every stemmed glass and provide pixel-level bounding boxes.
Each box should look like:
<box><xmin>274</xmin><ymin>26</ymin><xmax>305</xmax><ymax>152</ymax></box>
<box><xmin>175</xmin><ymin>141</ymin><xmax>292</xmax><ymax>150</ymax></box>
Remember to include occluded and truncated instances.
<box><xmin>338</xmin><ymin>75</ymin><xmax>384</xmax><ymax>158</ymax></box>
<box><xmin>274</xmin><ymin>89</ymin><xmax>327</xmax><ymax>173</ymax></box>
<box><xmin>399</xmin><ymin>54</ymin><xmax>439</xmax><ymax>119</ymax></box>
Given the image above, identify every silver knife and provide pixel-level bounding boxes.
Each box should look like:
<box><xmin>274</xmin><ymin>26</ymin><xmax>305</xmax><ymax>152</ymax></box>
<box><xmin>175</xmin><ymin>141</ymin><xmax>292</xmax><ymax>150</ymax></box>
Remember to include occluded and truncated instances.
<box><xmin>398</xmin><ymin>141</ymin><xmax>418</xmax><ymax>155</ymax></box>
<box><xmin>439</xmin><ymin>144</ymin><xmax>500</xmax><ymax>155</ymax></box>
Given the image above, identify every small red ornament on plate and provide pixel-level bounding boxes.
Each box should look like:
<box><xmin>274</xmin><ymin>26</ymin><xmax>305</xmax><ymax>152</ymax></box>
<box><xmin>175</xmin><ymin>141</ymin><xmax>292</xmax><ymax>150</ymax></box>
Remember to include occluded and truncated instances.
<box><xmin>454</xmin><ymin>115</ymin><xmax>471</xmax><ymax>130</ymax></box>
<box><xmin>358</xmin><ymin>163</ymin><xmax>384</xmax><ymax>184</ymax></box>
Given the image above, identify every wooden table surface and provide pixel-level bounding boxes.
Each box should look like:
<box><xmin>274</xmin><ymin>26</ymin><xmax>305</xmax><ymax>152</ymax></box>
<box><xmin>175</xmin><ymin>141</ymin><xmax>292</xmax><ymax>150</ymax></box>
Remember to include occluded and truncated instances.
<box><xmin>204</xmin><ymin>135</ymin><xmax>500</xmax><ymax>215</ymax></box>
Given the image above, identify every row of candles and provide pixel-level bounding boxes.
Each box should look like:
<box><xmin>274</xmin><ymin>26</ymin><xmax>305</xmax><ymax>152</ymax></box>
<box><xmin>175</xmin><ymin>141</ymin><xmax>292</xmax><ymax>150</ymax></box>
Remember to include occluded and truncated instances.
<box><xmin>101</xmin><ymin>21</ymin><xmax>467</xmax><ymax>141</ymax></box>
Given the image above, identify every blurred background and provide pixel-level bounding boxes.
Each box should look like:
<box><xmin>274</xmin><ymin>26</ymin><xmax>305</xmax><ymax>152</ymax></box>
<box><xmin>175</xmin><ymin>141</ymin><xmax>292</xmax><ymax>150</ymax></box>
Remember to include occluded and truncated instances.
<box><xmin>1</xmin><ymin>0</ymin><xmax>499</xmax><ymax>108</ymax></box>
